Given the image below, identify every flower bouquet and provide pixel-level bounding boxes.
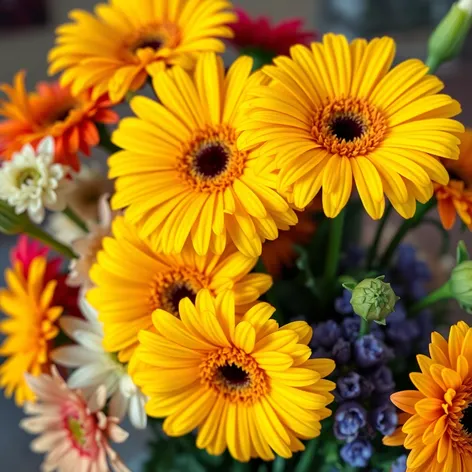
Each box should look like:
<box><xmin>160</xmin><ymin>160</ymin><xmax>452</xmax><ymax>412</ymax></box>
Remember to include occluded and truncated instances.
<box><xmin>1</xmin><ymin>1</ymin><xmax>472</xmax><ymax>471</ymax></box>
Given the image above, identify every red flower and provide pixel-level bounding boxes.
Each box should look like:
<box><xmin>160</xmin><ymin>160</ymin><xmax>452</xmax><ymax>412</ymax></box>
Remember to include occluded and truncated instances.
<box><xmin>230</xmin><ymin>8</ymin><xmax>316</xmax><ymax>57</ymax></box>
<box><xmin>10</xmin><ymin>236</ymin><xmax>80</xmax><ymax>317</ymax></box>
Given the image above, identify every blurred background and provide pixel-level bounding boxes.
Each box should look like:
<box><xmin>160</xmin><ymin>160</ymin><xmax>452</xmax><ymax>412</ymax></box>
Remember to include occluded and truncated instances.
<box><xmin>0</xmin><ymin>0</ymin><xmax>471</xmax><ymax>469</ymax></box>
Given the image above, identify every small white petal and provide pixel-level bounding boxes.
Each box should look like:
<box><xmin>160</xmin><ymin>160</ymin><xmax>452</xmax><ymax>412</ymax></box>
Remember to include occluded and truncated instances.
<box><xmin>51</xmin><ymin>345</ymin><xmax>100</xmax><ymax>368</ymax></box>
<box><xmin>109</xmin><ymin>391</ymin><xmax>129</xmax><ymax>421</ymax></box>
<box><xmin>67</xmin><ymin>364</ymin><xmax>113</xmax><ymax>390</ymax></box>
<box><xmin>128</xmin><ymin>393</ymin><xmax>147</xmax><ymax>429</ymax></box>
<box><xmin>37</xmin><ymin>136</ymin><xmax>55</xmax><ymax>156</ymax></box>
<box><xmin>20</xmin><ymin>143</ymin><xmax>36</xmax><ymax>159</ymax></box>
<box><xmin>74</xmin><ymin>330</ymin><xmax>106</xmax><ymax>352</ymax></box>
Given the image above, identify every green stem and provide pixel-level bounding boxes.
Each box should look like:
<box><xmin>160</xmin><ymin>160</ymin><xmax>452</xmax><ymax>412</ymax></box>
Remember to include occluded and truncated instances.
<box><xmin>378</xmin><ymin>199</ymin><xmax>436</xmax><ymax>269</ymax></box>
<box><xmin>63</xmin><ymin>207</ymin><xmax>88</xmax><ymax>233</ymax></box>
<box><xmin>359</xmin><ymin>318</ymin><xmax>370</xmax><ymax>337</ymax></box>
<box><xmin>425</xmin><ymin>56</ymin><xmax>442</xmax><ymax>74</ymax></box>
<box><xmin>294</xmin><ymin>439</ymin><xmax>318</xmax><ymax>472</ymax></box>
<box><xmin>366</xmin><ymin>204</ymin><xmax>393</xmax><ymax>269</ymax></box>
<box><xmin>97</xmin><ymin>123</ymin><xmax>120</xmax><ymax>155</ymax></box>
<box><xmin>410</xmin><ymin>282</ymin><xmax>452</xmax><ymax>314</ymax></box>
<box><xmin>324</xmin><ymin>211</ymin><xmax>346</xmax><ymax>297</ymax></box>
<box><xmin>25</xmin><ymin>224</ymin><xmax>77</xmax><ymax>259</ymax></box>
<box><xmin>272</xmin><ymin>457</ymin><xmax>285</xmax><ymax>472</ymax></box>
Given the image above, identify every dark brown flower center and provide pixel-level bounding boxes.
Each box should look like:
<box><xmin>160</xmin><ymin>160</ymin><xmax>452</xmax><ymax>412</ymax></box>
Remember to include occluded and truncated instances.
<box><xmin>218</xmin><ymin>364</ymin><xmax>250</xmax><ymax>389</ymax></box>
<box><xmin>461</xmin><ymin>404</ymin><xmax>472</xmax><ymax>434</ymax></box>
<box><xmin>167</xmin><ymin>282</ymin><xmax>197</xmax><ymax>315</ymax></box>
<box><xmin>329</xmin><ymin>114</ymin><xmax>366</xmax><ymax>142</ymax></box>
<box><xmin>133</xmin><ymin>38</ymin><xmax>163</xmax><ymax>52</ymax></box>
<box><xmin>194</xmin><ymin>142</ymin><xmax>231</xmax><ymax>179</ymax></box>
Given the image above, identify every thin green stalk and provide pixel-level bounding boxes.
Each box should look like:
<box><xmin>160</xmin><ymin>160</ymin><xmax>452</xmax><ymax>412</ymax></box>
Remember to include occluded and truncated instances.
<box><xmin>63</xmin><ymin>206</ymin><xmax>88</xmax><ymax>233</ymax></box>
<box><xmin>97</xmin><ymin>123</ymin><xmax>120</xmax><ymax>155</ymax></box>
<box><xmin>425</xmin><ymin>56</ymin><xmax>442</xmax><ymax>74</ymax></box>
<box><xmin>378</xmin><ymin>199</ymin><xmax>435</xmax><ymax>269</ymax></box>
<box><xmin>359</xmin><ymin>318</ymin><xmax>370</xmax><ymax>337</ymax></box>
<box><xmin>324</xmin><ymin>210</ymin><xmax>346</xmax><ymax>288</ymax></box>
<box><xmin>25</xmin><ymin>224</ymin><xmax>77</xmax><ymax>259</ymax></box>
<box><xmin>294</xmin><ymin>439</ymin><xmax>318</xmax><ymax>472</ymax></box>
<box><xmin>366</xmin><ymin>204</ymin><xmax>393</xmax><ymax>269</ymax></box>
<box><xmin>272</xmin><ymin>457</ymin><xmax>285</xmax><ymax>472</ymax></box>
<box><xmin>410</xmin><ymin>282</ymin><xmax>452</xmax><ymax>314</ymax></box>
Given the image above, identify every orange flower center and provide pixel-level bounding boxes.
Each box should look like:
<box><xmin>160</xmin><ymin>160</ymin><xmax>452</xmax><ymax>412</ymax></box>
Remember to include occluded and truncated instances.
<box><xmin>311</xmin><ymin>97</ymin><xmax>388</xmax><ymax>158</ymax></box>
<box><xmin>122</xmin><ymin>23</ymin><xmax>181</xmax><ymax>59</ymax></box>
<box><xmin>149</xmin><ymin>269</ymin><xmax>211</xmax><ymax>317</ymax></box>
<box><xmin>444</xmin><ymin>383</ymin><xmax>472</xmax><ymax>453</ymax></box>
<box><xmin>177</xmin><ymin>125</ymin><xmax>247</xmax><ymax>193</ymax></box>
<box><xmin>200</xmin><ymin>347</ymin><xmax>269</xmax><ymax>404</ymax></box>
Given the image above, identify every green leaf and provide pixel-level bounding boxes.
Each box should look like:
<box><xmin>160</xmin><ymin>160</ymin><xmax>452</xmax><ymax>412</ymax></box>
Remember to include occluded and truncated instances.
<box><xmin>457</xmin><ymin>240</ymin><xmax>470</xmax><ymax>264</ymax></box>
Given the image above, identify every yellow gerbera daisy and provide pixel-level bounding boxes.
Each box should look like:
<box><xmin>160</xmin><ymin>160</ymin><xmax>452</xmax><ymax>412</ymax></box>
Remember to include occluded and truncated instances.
<box><xmin>134</xmin><ymin>289</ymin><xmax>335</xmax><ymax>461</ymax></box>
<box><xmin>48</xmin><ymin>0</ymin><xmax>236</xmax><ymax>103</ymax></box>
<box><xmin>385</xmin><ymin>321</ymin><xmax>472</xmax><ymax>471</ymax></box>
<box><xmin>238</xmin><ymin>33</ymin><xmax>464</xmax><ymax>220</ymax></box>
<box><xmin>0</xmin><ymin>257</ymin><xmax>62</xmax><ymax>406</ymax></box>
<box><xmin>109</xmin><ymin>53</ymin><xmax>297</xmax><ymax>257</ymax></box>
<box><xmin>87</xmin><ymin>216</ymin><xmax>273</xmax><ymax>362</ymax></box>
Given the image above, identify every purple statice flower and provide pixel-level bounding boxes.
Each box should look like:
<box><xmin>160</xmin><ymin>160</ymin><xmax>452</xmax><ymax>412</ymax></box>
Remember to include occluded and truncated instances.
<box><xmin>386</xmin><ymin>319</ymin><xmax>420</xmax><ymax>345</ymax></box>
<box><xmin>354</xmin><ymin>335</ymin><xmax>385</xmax><ymax>368</ymax></box>
<box><xmin>332</xmin><ymin>338</ymin><xmax>351</xmax><ymax>364</ymax></box>
<box><xmin>340</xmin><ymin>439</ymin><xmax>373</xmax><ymax>468</ymax></box>
<box><xmin>335</xmin><ymin>289</ymin><xmax>353</xmax><ymax>315</ymax></box>
<box><xmin>334</xmin><ymin>402</ymin><xmax>367</xmax><ymax>442</ymax></box>
<box><xmin>341</xmin><ymin>316</ymin><xmax>361</xmax><ymax>342</ymax></box>
<box><xmin>388</xmin><ymin>301</ymin><xmax>407</xmax><ymax>323</ymax></box>
<box><xmin>337</xmin><ymin>372</ymin><xmax>361</xmax><ymax>400</ymax></box>
<box><xmin>359</xmin><ymin>376</ymin><xmax>375</xmax><ymax>399</ymax></box>
<box><xmin>311</xmin><ymin>320</ymin><xmax>341</xmax><ymax>349</ymax></box>
<box><xmin>396</xmin><ymin>245</ymin><xmax>431</xmax><ymax>284</ymax></box>
<box><xmin>391</xmin><ymin>455</ymin><xmax>407</xmax><ymax>472</ymax></box>
<box><xmin>370</xmin><ymin>404</ymin><xmax>398</xmax><ymax>436</ymax></box>
<box><xmin>368</xmin><ymin>365</ymin><xmax>395</xmax><ymax>394</ymax></box>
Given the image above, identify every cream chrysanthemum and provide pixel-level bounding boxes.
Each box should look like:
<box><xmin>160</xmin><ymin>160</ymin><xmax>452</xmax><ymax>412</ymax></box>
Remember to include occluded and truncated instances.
<box><xmin>134</xmin><ymin>289</ymin><xmax>335</xmax><ymax>462</ymax></box>
<box><xmin>0</xmin><ymin>137</ymin><xmax>67</xmax><ymax>224</ymax></box>
<box><xmin>239</xmin><ymin>34</ymin><xmax>464</xmax><ymax>220</ymax></box>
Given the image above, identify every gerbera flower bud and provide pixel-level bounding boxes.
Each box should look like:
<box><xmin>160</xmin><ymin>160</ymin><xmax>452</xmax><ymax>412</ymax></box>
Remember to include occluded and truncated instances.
<box><xmin>0</xmin><ymin>200</ymin><xmax>29</xmax><ymax>235</ymax></box>
<box><xmin>450</xmin><ymin>260</ymin><xmax>472</xmax><ymax>312</ymax></box>
<box><xmin>427</xmin><ymin>1</ymin><xmax>472</xmax><ymax>71</ymax></box>
<box><xmin>345</xmin><ymin>276</ymin><xmax>399</xmax><ymax>325</ymax></box>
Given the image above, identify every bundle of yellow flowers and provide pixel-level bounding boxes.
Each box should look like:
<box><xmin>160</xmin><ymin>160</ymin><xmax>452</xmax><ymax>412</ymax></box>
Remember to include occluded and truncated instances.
<box><xmin>2</xmin><ymin>0</ymin><xmax>472</xmax><ymax>471</ymax></box>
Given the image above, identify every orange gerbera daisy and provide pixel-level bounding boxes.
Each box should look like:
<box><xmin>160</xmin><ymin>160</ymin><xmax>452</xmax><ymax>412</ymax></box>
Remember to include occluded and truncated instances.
<box><xmin>48</xmin><ymin>0</ymin><xmax>236</xmax><ymax>103</ymax></box>
<box><xmin>0</xmin><ymin>71</ymin><xmax>118</xmax><ymax>171</ymax></box>
<box><xmin>435</xmin><ymin>130</ymin><xmax>472</xmax><ymax>230</ymax></box>
<box><xmin>385</xmin><ymin>321</ymin><xmax>472</xmax><ymax>471</ymax></box>
<box><xmin>261</xmin><ymin>203</ymin><xmax>319</xmax><ymax>278</ymax></box>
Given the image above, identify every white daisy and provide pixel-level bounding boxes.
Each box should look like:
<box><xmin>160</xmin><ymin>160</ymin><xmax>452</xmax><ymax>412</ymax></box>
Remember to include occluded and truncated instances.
<box><xmin>51</xmin><ymin>293</ymin><xmax>147</xmax><ymax>429</ymax></box>
<box><xmin>0</xmin><ymin>136</ymin><xmax>67</xmax><ymax>224</ymax></box>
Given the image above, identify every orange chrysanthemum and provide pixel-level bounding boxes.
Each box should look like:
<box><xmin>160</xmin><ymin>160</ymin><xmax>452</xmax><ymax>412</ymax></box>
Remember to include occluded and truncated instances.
<box><xmin>385</xmin><ymin>321</ymin><xmax>472</xmax><ymax>471</ymax></box>
<box><xmin>261</xmin><ymin>203</ymin><xmax>319</xmax><ymax>278</ymax></box>
<box><xmin>0</xmin><ymin>71</ymin><xmax>118</xmax><ymax>171</ymax></box>
<box><xmin>435</xmin><ymin>130</ymin><xmax>472</xmax><ymax>230</ymax></box>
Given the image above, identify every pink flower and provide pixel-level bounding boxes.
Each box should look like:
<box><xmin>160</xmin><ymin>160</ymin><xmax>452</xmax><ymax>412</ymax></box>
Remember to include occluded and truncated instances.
<box><xmin>21</xmin><ymin>367</ymin><xmax>130</xmax><ymax>472</ymax></box>
<box><xmin>11</xmin><ymin>235</ymin><xmax>61</xmax><ymax>281</ymax></box>
<box><xmin>230</xmin><ymin>8</ymin><xmax>317</xmax><ymax>57</ymax></box>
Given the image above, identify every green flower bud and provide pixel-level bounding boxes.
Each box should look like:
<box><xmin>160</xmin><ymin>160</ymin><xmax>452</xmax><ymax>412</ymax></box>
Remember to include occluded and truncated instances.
<box><xmin>347</xmin><ymin>276</ymin><xmax>399</xmax><ymax>325</ymax></box>
<box><xmin>427</xmin><ymin>1</ymin><xmax>472</xmax><ymax>71</ymax></box>
<box><xmin>450</xmin><ymin>261</ymin><xmax>472</xmax><ymax>313</ymax></box>
<box><xmin>0</xmin><ymin>200</ymin><xmax>30</xmax><ymax>235</ymax></box>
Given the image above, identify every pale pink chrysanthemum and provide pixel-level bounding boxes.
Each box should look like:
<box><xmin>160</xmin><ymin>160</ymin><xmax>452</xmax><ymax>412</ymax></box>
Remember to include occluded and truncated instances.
<box><xmin>21</xmin><ymin>367</ymin><xmax>130</xmax><ymax>472</ymax></box>
<box><xmin>67</xmin><ymin>195</ymin><xmax>115</xmax><ymax>290</ymax></box>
